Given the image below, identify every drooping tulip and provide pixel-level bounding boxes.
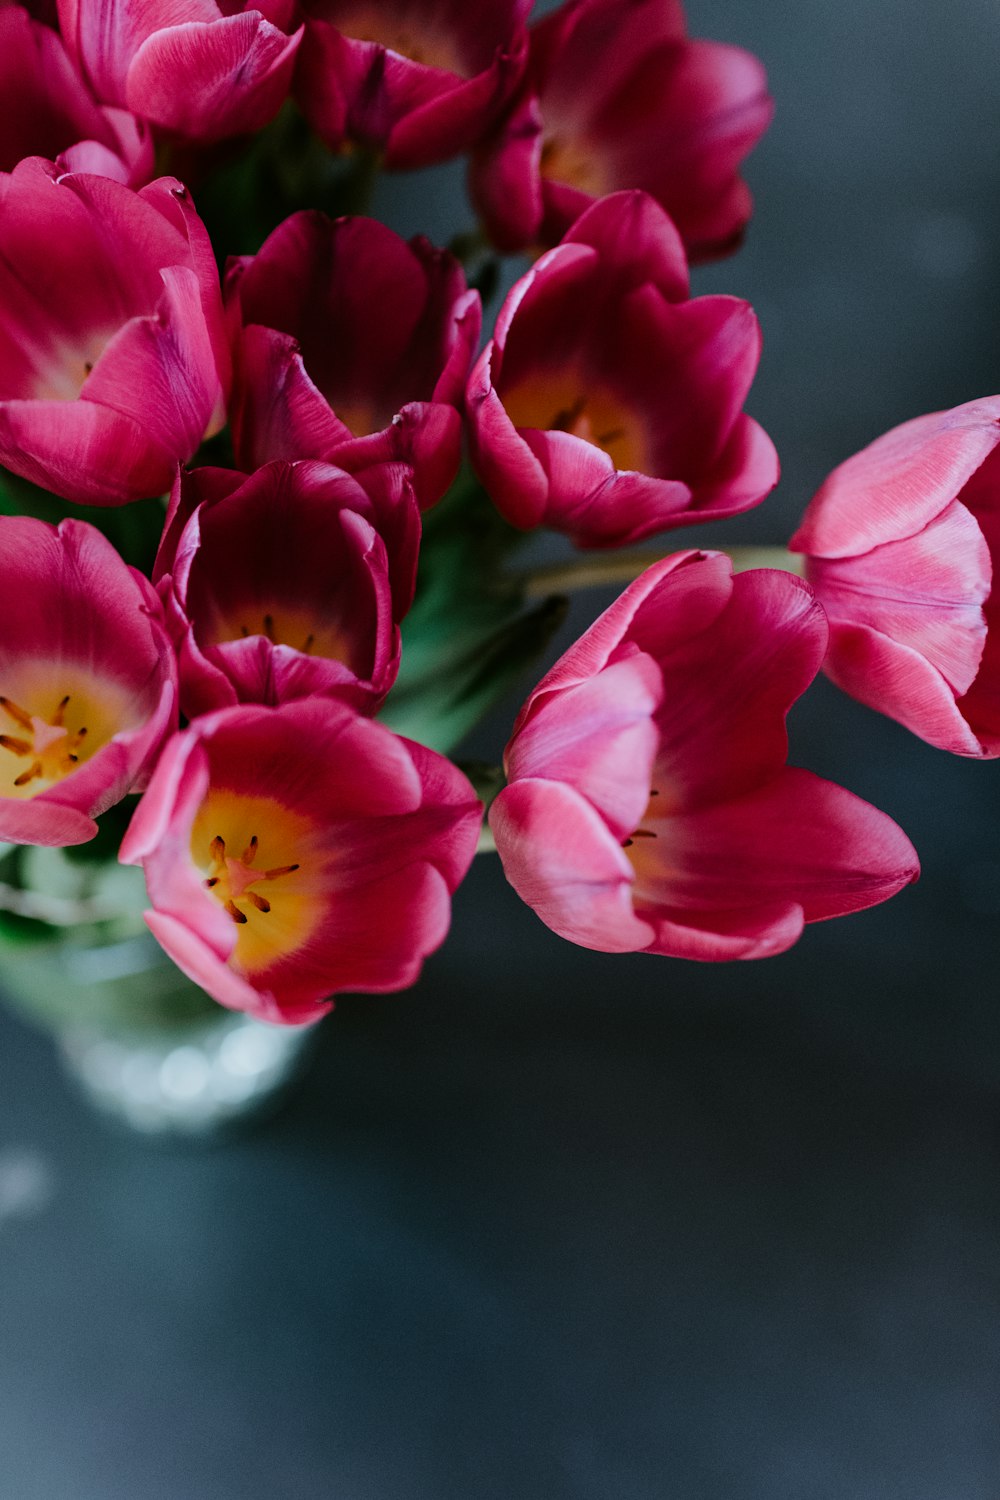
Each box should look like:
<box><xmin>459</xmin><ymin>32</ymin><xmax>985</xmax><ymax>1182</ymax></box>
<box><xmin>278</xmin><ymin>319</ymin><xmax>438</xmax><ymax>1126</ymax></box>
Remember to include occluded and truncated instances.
<box><xmin>790</xmin><ymin>397</ymin><xmax>1000</xmax><ymax>756</ymax></box>
<box><xmin>0</xmin><ymin>159</ymin><xmax>229</xmax><ymax>504</ymax></box>
<box><xmin>57</xmin><ymin>0</ymin><xmax>302</xmax><ymax>144</ymax></box>
<box><xmin>490</xmin><ymin>552</ymin><xmax>919</xmax><ymax>958</ymax></box>
<box><xmin>0</xmin><ymin>516</ymin><xmax>176</xmax><ymax>846</ymax></box>
<box><xmin>154</xmin><ymin>459</ymin><xmax>420</xmax><ymax>718</ymax></box>
<box><xmin>296</xmin><ymin>0</ymin><xmax>530</xmax><ymax>168</ymax></box>
<box><xmin>120</xmin><ymin>700</ymin><xmax>482</xmax><ymax>1023</ymax></box>
<box><xmin>225</xmin><ymin>211</ymin><xmax>480</xmax><ymax>510</ymax></box>
<box><xmin>470</xmin><ymin>0</ymin><xmax>772</xmax><ymax>260</ymax></box>
<box><xmin>466</xmin><ymin>192</ymin><xmax>777</xmax><ymax>547</ymax></box>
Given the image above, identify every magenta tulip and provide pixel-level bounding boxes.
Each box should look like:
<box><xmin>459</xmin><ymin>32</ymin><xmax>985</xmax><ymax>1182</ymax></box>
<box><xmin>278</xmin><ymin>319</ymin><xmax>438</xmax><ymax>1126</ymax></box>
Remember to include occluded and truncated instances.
<box><xmin>0</xmin><ymin>159</ymin><xmax>229</xmax><ymax>504</ymax></box>
<box><xmin>120</xmin><ymin>701</ymin><xmax>482</xmax><ymax>1023</ymax></box>
<box><xmin>296</xmin><ymin>0</ymin><xmax>529</xmax><ymax>169</ymax></box>
<box><xmin>466</xmin><ymin>191</ymin><xmax>777</xmax><ymax>547</ymax></box>
<box><xmin>154</xmin><ymin>459</ymin><xmax>420</xmax><ymax>717</ymax></box>
<box><xmin>226</xmin><ymin>211</ymin><xmax>480</xmax><ymax>509</ymax></box>
<box><xmin>0</xmin><ymin>516</ymin><xmax>176</xmax><ymax>847</ymax></box>
<box><xmin>490</xmin><ymin>552</ymin><xmax>918</xmax><ymax>959</ymax></box>
<box><xmin>791</xmin><ymin>397</ymin><xmax>1000</xmax><ymax>757</ymax></box>
<box><xmin>57</xmin><ymin>0</ymin><xmax>302</xmax><ymax>144</ymax></box>
<box><xmin>470</xmin><ymin>0</ymin><xmax>772</xmax><ymax>260</ymax></box>
<box><xmin>0</xmin><ymin>6</ymin><xmax>152</xmax><ymax>183</ymax></box>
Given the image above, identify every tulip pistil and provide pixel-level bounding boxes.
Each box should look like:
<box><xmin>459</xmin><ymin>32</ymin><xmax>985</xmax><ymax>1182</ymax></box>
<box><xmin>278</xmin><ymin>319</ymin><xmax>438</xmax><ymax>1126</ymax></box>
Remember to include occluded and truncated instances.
<box><xmin>203</xmin><ymin>831</ymin><xmax>301</xmax><ymax>924</ymax></box>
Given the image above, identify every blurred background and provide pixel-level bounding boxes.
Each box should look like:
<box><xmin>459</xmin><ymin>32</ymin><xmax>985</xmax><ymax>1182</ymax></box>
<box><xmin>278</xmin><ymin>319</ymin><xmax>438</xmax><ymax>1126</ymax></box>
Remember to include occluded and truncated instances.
<box><xmin>3</xmin><ymin>1</ymin><xmax>1000</xmax><ymax>1495</ymax></box>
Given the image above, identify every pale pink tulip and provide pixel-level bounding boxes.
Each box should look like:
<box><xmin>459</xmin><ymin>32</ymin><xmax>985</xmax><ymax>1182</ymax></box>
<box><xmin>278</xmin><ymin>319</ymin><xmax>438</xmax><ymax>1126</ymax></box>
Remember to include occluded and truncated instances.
<box><xmin>791</xmin><ymin>397</ymin><xmax>1000</xmax><ymax>756</ymax></box>
<box><xmin>490</xmin><ymin>552</ymin><xmax>919</xmax><ymax>958</ymax></box>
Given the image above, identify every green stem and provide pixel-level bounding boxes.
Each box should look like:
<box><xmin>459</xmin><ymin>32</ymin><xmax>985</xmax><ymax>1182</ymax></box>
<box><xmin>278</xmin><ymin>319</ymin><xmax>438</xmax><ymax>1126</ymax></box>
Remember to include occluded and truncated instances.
<box><xmin>519</xmin><ymin>545</ymin><xmax>806</xmax><ymax>599</ymax></box>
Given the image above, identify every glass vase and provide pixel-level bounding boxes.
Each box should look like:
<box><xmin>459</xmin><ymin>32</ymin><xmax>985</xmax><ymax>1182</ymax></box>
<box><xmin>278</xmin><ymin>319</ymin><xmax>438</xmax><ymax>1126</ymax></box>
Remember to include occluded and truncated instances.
<box><xmin>0</xmin><ymin>851</ymin><xmax>316</xmax><ymax>1138</ymax></box>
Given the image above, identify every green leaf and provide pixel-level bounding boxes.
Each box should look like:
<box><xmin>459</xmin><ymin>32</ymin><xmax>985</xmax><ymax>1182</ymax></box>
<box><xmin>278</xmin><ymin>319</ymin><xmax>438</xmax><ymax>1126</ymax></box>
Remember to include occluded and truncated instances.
<box><xmin>382</xmin><ymin>593</ymin><xmax>567</xmax><ymax>753</ymax></box>
<box><xmin>379</xmin><ymin>471</ymin><xmax>564</xmax><ymax>751</ymax></box>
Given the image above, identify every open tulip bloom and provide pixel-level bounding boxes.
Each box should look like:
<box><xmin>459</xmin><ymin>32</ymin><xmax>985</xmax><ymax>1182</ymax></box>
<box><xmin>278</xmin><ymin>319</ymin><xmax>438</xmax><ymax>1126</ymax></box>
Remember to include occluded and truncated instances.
<box><xmin>0</xmin><ymin>516</ymin><xmax>176</xmax><ymax>846</ymax></box>
<box><xmin>489</xmin><ymin>554</ymin><xmax>919</xmax><ymax>958</ymax></box>
<box><xmin>0</xmin><ymin>0</ymin><xmax>974</xmax><ymax>1035</ymax></box>
<box><xmin>120</xmin><ymin>701</ymin><xmax>482</xmax><ymax>1023</ymax></box>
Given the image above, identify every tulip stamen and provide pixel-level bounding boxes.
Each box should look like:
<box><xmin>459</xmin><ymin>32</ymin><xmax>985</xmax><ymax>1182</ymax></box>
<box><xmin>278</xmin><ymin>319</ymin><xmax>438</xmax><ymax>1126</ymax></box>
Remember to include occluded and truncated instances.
<box><xmin>0</xmin><ymin>734</ymin><xmax>31</xmax><ymax>756</ymax></box>
<box><xmin>631</xmin><ymin>829</ymin><xmax>657</xmax><ymax>838</ymax></box>
<box><xmin>203</xmin><ymin>830</ymin><xmax>298</xmax><ymax>924</ymax></box>
<box><xmin>551</xmin><ymin>396</ymin><xmax>587</xmax><ymax>432</ymax></box>
<box><xmin>302</xmin><ymin>633</ymin><xmax>315</xmax><ymax>654</ymax></box>
<box><xmin>0</xmin><ymin>696</ymin><xmax>33</xmax><ymax>731</ymax></box>
<box><xmin>14</xmin><ymin>761</ymin><xmax>42</xmax><ymax>787</ymax></box>
<box><xmin>263</xmin><ymin>614</ymin><xmax>276</xmax><ymax>643</ymax></box>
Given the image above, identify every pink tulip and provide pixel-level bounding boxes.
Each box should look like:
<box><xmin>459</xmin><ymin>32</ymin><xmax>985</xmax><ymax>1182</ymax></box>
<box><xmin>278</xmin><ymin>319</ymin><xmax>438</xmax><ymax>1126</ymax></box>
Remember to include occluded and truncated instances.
<box><xmin>153</xmin><ymin>459</ymin><xmax>420</xmax><ymax>718</ymax></box>
<box><xmin>0</xmin><ymin>516</ymin><xmax>176</xmax><ymax>847</ymax></box>
<box><xmin>226</xmin><ymin>211</ymin><xmax>480</xmax><ymax>510</ymax></box>
<box><xmin>0</xmin><ymin>6</ymin><xmax>152</xmax><ymax>183</ymax></box>
<box><xmin>295</xmin><ymin>0</ymin><xmax>530</xmax><ymax>169</ymax></box>
<box><xmin>466</xmin><ymin>191</ymin><xmax>777</xmax><ymax>547</ymax></box>
<box><xmin>120</xmin><ymin>700</ymin><xmax>482</xmax><ymax>1023</ymax></box>
<box><xmin>489</xmin><ymin>552</ymin><xmax>919</xmax><ymax>959</ymax></box>
<box><xmin>470</xmin><ymin>0</ymin><xmax>772</xmax><ymax>260</ymax></box>
<box><xmin>0</xmin><ymin>159</ymin><xmax>229</xmax><ymax>505</ymax></box>
<box><xmin>790</xmin><ymin>397</ymin><xmax>1000</xmax><ymax>757</ymax></box>
<box><xmin>57</xmin><ymin>0</ymin><xmax>302</xmax><ymax>144</ymax></box>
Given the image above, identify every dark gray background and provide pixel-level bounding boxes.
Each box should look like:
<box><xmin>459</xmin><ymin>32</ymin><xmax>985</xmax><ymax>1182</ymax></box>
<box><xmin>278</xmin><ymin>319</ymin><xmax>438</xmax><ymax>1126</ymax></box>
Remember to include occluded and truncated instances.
<box><xmin>3</xmin><ymin>3</ymin><xmax>1000</xmax><ymax>1496</ymax></box>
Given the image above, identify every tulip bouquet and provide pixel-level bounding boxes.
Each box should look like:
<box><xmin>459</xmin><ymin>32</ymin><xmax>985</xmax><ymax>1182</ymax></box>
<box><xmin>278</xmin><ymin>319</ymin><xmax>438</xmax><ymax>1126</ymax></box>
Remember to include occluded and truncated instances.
<box><xmin>0</xmin><ymin>0</ymin><xmax>984</xmax><ymax>1067</ymax></box>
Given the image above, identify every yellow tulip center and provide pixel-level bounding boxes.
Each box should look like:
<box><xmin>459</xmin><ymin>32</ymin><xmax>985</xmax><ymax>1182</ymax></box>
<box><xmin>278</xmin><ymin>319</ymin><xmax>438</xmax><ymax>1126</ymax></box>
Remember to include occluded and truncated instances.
<box><xmin>502</xmin><ymin>370</ymin><xmax>647</xmax><ymax>473</ymax></box>
<box><xmin>191</xmin><ymin>791</ymin><xmax>323</xmax><ymax>976</ymax></box>
<box><xmin>337</xmin><ymin>7</ymin><xmax>467</xmax><ymax>75</ymax></box>
<box><xmin>33</xmin><ymin>332</ymin><xmax>114</xmax><ymax>402</ymax></box>
<box><xmin>621</xmin><ymin>787</ymin><xmax>667</xmax><ymax>885</ymax></box>
<box><xmin>208</xmin><ymin>608</ymin><xmax>349</xmax><ymax>665</ymax></box>
<box><xmin>540</xmin><ymin>132</ymin><xmax>606</xmax><ymax>196</ymax></box>
<box><xmin>0</xmin><ymin>678</ymin><xmax>119</xmax><ymax>798</ymax></box>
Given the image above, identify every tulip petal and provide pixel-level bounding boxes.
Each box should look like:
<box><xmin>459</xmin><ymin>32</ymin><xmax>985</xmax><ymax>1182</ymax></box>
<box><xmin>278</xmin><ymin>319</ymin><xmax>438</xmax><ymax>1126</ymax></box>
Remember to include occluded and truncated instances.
<box><xmin>0</xmin><ymin>398</ymin><xmax>174</xmax><ymax>503</ymax></box>
<box><xmin>651</xmin><ymin>570</ymin><xmax>829</xmax><ymax>807</ymax></box>
<box><xmin>643</xmin><ymin>767</ymin><xmax>919</xmax><ymax>923</ymax></box>
<box><xmin>490</xmin><ymin>778</ymin><xmax>655</xmax><ymax>952</ymax></box>
<box><xmin>792</xmin><ymin>398</ymin><xmax>1000</xmax><ymax>559</ymax></box>
<box><xmin>82</xmin><ymin>266</ymin><xmax>222</xmax><ymax>468</ymax></box>
<box><xmin>810</xmin><ymin>499</ymin><xmax>989</xmax><ymax>696</ymax></box>
<box><xmin>125</xmin><ymin>14</ymin><xmax>302</xmax><ymax>139</ymax></box>
<box><xmin>506</xmin><ymin>653</ymin><xmax>663</xmax><ymax>838</ymax></box>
